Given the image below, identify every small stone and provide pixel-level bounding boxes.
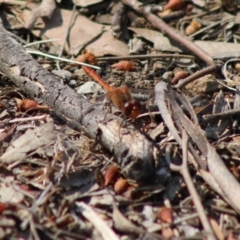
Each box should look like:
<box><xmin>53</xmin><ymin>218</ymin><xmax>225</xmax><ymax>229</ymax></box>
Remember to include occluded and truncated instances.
<box><xmin>162</xmin><ymin>71</ymin><xmax>173</xmax><ymax>80</ymax></box>
<box><xmin>153</xmin><ymin>61</ymin><xmax>163</xmax><ymax>72</ymax></box>
<box><xmin>52</xmin><ymin>70</ymin><xmax>72</xmax><ymax>80</ymax></box>
<box><xmin>74</xmin><ymin>68</ymin><xmax>86</xmax><ymax>77</ymax></box>
<box><xmin>69</xmin><ymin>80</ymin><xmax>77</xmax><ymax>86</ymax></box>
<box><xmin>75</xmin><ymin>81</ymin><xmax>104</xmax><ymax>94</ymax></box>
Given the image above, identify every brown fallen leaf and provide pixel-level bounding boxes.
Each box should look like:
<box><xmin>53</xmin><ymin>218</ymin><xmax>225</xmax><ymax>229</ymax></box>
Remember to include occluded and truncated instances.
<box><xmin>111</xmin><ymin>61</ymin><xmax>135</xmax><ymax>71</ymax></box>
<box><xmin>25</xmin><ymin>0</ymin><xmax>56</xmax><ymax>29</ymax></box>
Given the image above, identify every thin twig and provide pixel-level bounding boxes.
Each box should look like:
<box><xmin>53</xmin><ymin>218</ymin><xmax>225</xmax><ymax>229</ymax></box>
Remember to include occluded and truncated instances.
<box><xmin>98</xmin><ymin>53</ymin><xmax>196</xmax><ymax>61</ymax></box>
<box><xmin>24</xmin><ymin>39</ymin><xmax>59</xmax><ymax>48</ymax></box>
<box><xmin>121</xmin><ymin>0</ymin><xmax>214</xmax><ymax>65</ymax></box>
<box><xmin>76</xmin><ymin>201</ymin><xmax>120</xmax><ymax>240</ymax></box>
<box><xmin>179</xmin><ymin>6</ymin><xmax>221</xmax><ymax>23</ymax></box>
<box><xmin>170</xmin><ymin>130</ymin><xmax>217</xmax><ymax>240</ymax></box>
<box><xmin>202</xmin><ymin>108</ymin><xmax>240</xmax><ymax>122</ymax></box>
<box><xmin>26</xmin><ymin>49</ymin><xmax>100</xmax><ymax>70</ymax></box>
<box><xmin>190</xmin><ymin>17</ymin><xmax>234</xmax><ymax>39</ymax></box>
<box><xmin>56</xmin><ymin>4</ymin><xmax>77</xmax><ymax>70</ymax></box>
<box><xmin>9</xmin><ymin>115</ymin><xmax>48</xmax><ymax>123</ymax></box>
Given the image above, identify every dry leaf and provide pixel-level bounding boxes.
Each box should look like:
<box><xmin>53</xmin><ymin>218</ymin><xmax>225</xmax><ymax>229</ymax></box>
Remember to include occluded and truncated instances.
<box><xmin>0</xmin><ymin>122</ymin><xmax>56</xmax><ymax>163</ymax></box>
<box><xmin>113</xmin><ymin>201</ymin><xmax>143</xmax><ymax>234</ymax></box>
<box><xmin>111</xmin><ymin>61</ymin><xmax>135</xmax><ymax>71</ymax></box>
<box><xmin>129</xmin><ymin>27</ymin><xmax>240</xmax><ymax>59</ymax></box>
<box><xmin>25</xmin><ymin>0</ymin><xmax>56</xmax><ymax>29</ymax></box>
<box><xmin>0</xmin><ymin>183</ymin><xmax>24</xmax><ymax>203</ymax></box>
<box><xmin>128</xmin><ymin>27</ymin><xmax>182</xmax><ymax>53</ymax></box>
<box><xmin>22</xmin><ymin>5</ymin><xmax>108</xmax><ymax>55</ymax></box>
<box><xmin>86</xmin><ymin>31</ymin><xmax>129</xmax><ymax>56</ymax></box>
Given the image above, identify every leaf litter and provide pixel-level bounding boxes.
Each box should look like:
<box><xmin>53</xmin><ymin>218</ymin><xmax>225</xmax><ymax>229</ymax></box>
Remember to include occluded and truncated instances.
<box><xmin>1</xmin><ymin>0</ymin><xmax>240</xmax><ymax>239</ymax></box>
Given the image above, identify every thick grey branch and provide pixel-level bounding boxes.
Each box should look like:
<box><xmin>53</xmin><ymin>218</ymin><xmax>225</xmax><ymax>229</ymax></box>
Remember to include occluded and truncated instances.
<box><xmin>0</xmin><ymin>21</ymin><xmax>156</xmax><ymax>181</ymax></box>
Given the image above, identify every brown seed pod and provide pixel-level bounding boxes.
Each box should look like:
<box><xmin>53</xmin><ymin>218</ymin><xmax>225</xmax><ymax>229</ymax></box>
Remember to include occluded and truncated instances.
<box><xmin>111</xmin><ymin>61</ymin><xmax>135</xmax><ymax>71</ymax></box>
<box><xmin>114</xmin><ymin>178</ymin><xmax>129</xmax><ymax>195</ymax></box>
<box><xmin>164</xmin><ymin>0</ymin><xmax>185</xmax><ymax>11</ymax></box>
<box><xmin>104</xmin><ymin>165</ymin><xmax>119</xmax><ymax>186</ymax></box>
<box><xmin>15</xmin><ymin>98</ymin><xmax>48</xmax><ymax>111</ymax></box>
<box><xmin>171</xmin><ymin>68</ymin><xmax>188</xmax><ymax>84</ymax></box>
<box><xmin>157</xmin><ymin>206</ymin><xmax>174</xmax><ymax>224</ymax></box>
<box><xmin>185</xmin><ymin>20</ymin><xmax>201</xmax><ymax>35</ymax></box>
<box><xmin>234</xmin><ymin>62</ymin><xmax>240</xmax><ymax>71</ymax></box>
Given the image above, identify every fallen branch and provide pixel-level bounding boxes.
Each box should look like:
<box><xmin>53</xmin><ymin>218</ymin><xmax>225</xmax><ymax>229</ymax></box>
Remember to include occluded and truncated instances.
<box><xmin>0</xmin><ymin>19</ymin><xmax>156</xmax><ymax>181</ymax></box>
<box><xmin>121</xmin><ymin>0</ymin><xmax>214</xmax><ymax>65</ymax></box>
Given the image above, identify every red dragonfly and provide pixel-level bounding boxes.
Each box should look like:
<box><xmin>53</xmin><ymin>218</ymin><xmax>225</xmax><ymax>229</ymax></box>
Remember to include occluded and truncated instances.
<box><xmin>82</xmin><ymin>66</ymin><xmax>141</xmax><ymax>119</ymax></box>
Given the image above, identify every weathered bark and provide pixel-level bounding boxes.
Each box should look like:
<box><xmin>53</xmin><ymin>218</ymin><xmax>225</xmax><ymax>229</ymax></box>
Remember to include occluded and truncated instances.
<box><xmin>0</xmin><ymin>19</ymin><xmax>157</xmax><ymax>180</ymax></box>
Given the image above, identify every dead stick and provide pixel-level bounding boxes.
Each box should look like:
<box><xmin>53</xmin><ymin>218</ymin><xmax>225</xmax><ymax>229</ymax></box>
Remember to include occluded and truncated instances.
<box><xmin>121</xmin><ymin>0</ymin><xmax>214</xmax><ymax>65</ymax></box>
<box><xmin>202</xmin><ymin>108</ymin><xmax>240</xmax><ymax>122</ymax></box>
<box><xmin>98</xmin><ymin>53</ymin><xmax>195</xmax><ymax>61</ymax></box>
<box><xmin>170</xmin><ymin>130</ymin><xmax>216</xmax><ymax>240</ymax></box>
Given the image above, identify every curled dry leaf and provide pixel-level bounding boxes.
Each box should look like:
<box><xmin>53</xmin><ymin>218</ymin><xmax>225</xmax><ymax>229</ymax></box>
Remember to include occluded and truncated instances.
<box><xmin>104</xmin><ymin>165</ymin><xmax>119</xmax><ymax>186</ymax></box>
<box><xmin>15</xmin><ymin>98</ymin><xmax>49</xmax><ymax>111</ymax></box>
<box><xmin>76</xmin><ymin>51</ymin><xmax>98</xmax><ymax>65</ymax></box>
<box><xmin>114</xmin><ymin>178</ymin><xmax>129</xmax><ymax>194</ymax></box>
<box><xmin>171</xmin><ymin>68</ymin><xmax>188</xmax><ymax>84</ymax></box>
<box><xmin>157</xmin><ymin>206</ymin><xmax>173</xmax><ymax>224</ymax></box>
<box><xmin>185</xmin><ymin>20</ymin><xmax>202</xmax><ymax>35</ymax></box>
<box><xmin>111</xmin><ymin>61</ymin><xmax>135</xmax><ymax>71</ymax></box>
<box><xmin>164</xmin><ymin>0</ymin><xmax>185</xmax><ymax>11</ymax></box>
